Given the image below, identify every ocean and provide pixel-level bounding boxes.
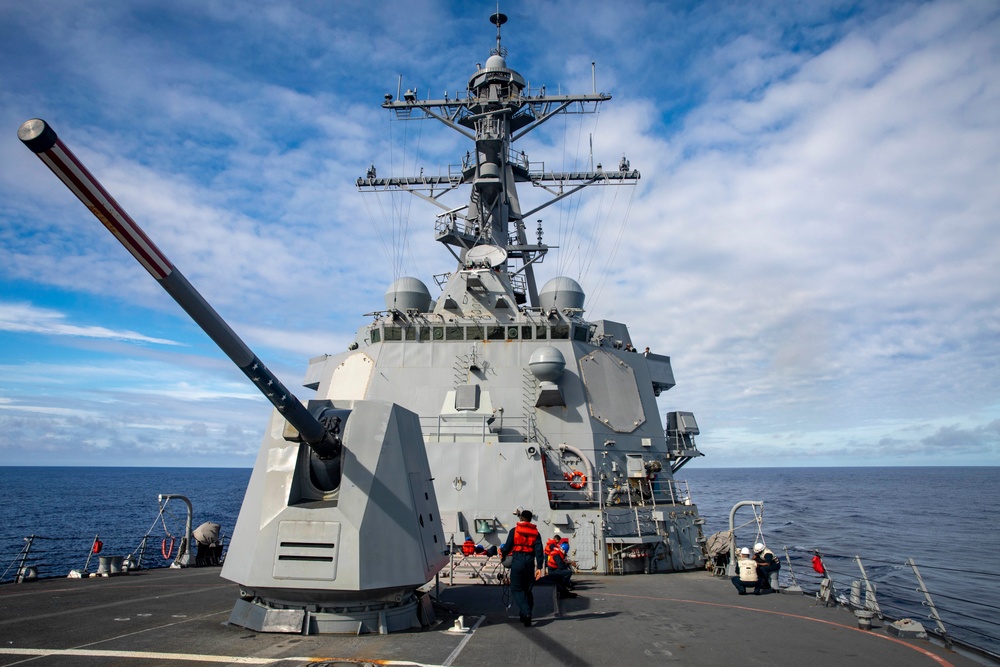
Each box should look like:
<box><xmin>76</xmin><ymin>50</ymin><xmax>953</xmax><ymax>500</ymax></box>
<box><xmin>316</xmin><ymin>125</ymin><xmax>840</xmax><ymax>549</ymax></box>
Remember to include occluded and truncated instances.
<box><xmin>0</xmin><ymin>467</ymin><xmax>249</xmax><ymax>580</ymax></box>
<box><xmin>1</xmin><ymin>465</ymin><xmax>997</xmax><ymax>655</ymax></box>
<box><xmin>683</xmin><ymin>466</ymin><xmax>1000</xmax><ymax>656</ymax></box>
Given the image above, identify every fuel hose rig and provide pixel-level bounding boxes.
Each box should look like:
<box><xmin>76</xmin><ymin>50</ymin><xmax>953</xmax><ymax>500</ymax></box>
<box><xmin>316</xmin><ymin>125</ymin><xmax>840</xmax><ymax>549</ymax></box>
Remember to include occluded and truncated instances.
<box><xmin>19</xmin><ymin>119</ymin><xmax>447</xmax><ymax>635</ymax></box>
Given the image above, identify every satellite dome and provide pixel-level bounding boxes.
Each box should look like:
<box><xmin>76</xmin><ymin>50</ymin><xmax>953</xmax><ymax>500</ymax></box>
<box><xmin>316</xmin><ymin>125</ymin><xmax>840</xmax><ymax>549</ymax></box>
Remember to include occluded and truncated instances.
<box><xmin>528</xmin><ymin>346</ymin><xmax>566</xmax><ymax>383</ymax></box>
<box><xmin>485</xmin><ymin>54</ymin><xmax>507</xmax><ymax>70</ymax></box>
<box><xmin>539</xmin><ymin>277</ymin><xmax>585</xmax><ymax>311</ymax></box>
<box><xmin>384</xmin><ymin>277</ymin><xmax>431</xmax><ymax>312</ymax></box>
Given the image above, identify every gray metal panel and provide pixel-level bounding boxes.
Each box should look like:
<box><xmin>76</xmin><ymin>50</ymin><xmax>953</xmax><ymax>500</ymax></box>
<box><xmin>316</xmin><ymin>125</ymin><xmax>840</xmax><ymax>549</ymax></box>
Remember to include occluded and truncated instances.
<box><xmin>535</xmin><ymin>381</ymin><xmax>564</xmax><ymax>407</ymax></box>
<box><xmin>304</xmin><ymin>354</ymin><xmax>333</xmax><ymax>390</ymax></box>
<box><xmin>592</xmin><ymin>320</ymin><xmax>632</xmax><ymax>347</ymax></box>
<box><xmin>666</xmin><ymin>410</ymin><xmax>700</xmax><ymax>436</ymax></box>
<box><xmin>644</xmin><ymin>352</ymin><xmax>675</xmax><ymax>391</ymax></box>
<box><xmin>228</xmin><ymin>599</ymin><xmax>305</xmax><ymax>633</ymax></box>
<box><xmin>455</xmin><ymin>383</ymin><xmax>480</xmax><ymax>411</ymax></box>
<box><xmin>579</xmin><ymin>350</ymin><xmax>645</xmax><ymax>433</ymax></box>
<box><xmin>574</xmin><ymin>521</ymin><xmax>597</xmax><ymax>571</ymax></box>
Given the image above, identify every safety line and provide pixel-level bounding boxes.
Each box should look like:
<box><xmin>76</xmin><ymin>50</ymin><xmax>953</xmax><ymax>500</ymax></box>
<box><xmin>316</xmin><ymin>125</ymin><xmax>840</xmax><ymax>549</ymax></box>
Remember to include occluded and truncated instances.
<box><xmin>0</xmin><ymin>648</ymin><xmax>274</xmax><ymax>664</ymax></box>
<box><xmin>0</xmin><ymin>649</ymin><xmax>450</xmax><ymax>666</ymax></box>
<box><xmin>442</xmin><ymin>614</ymin><xmax>486</xmax><ymax>666</ymax></box>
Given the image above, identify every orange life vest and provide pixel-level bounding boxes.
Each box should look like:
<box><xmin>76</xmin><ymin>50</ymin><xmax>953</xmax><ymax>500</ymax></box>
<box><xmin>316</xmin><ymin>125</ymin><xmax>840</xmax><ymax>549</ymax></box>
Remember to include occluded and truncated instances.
<box><xmin>544</xmin><ymin>537</ymin><xmax>559</xmax><ymax>556</ymax></box>
<box><xmin>511</xmin><ymin>522</ymin><xmax>540</xmax><ymax>553</ymax></box>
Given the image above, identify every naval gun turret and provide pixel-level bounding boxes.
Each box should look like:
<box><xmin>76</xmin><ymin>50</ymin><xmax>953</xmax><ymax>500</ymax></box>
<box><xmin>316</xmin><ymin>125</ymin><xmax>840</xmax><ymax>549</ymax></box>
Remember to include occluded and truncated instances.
<box><xmin>18</xmin><ymin>119</ymin><xmax>447</xmax><ymax>634</ymax></box>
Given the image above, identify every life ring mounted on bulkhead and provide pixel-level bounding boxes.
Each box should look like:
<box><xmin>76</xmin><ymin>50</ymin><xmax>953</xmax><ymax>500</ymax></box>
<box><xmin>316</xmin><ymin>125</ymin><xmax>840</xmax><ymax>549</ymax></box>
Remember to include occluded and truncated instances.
<box><xmin>563</xmin><ymin>470</ymin><xmax>587</xmax><ymax>490</ymax></box>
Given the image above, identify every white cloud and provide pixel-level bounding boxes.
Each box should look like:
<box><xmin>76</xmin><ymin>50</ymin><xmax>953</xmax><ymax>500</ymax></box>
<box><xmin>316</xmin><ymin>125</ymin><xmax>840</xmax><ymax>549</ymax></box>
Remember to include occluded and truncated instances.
<box><xmin>0</xmin><ymin>303</ymin><xmax>181</xmax><ymax>346</ymax></box>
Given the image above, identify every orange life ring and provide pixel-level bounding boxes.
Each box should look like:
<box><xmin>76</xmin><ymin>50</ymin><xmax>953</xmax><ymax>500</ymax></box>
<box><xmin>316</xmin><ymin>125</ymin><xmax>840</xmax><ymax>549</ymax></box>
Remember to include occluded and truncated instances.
<box><xmin>564</xmin><ymin>470</ymin><xmax>587</xmax><ymax>490</ymax></box>
<box><xmin>162</xmin><ymin>537</ymin><xmax>175</xmax><ymax>560</ymax></box>
<box><xmin>92</xmin><ymin>539</ymin><xmax>103</xmax><ymax>554</ymax></box>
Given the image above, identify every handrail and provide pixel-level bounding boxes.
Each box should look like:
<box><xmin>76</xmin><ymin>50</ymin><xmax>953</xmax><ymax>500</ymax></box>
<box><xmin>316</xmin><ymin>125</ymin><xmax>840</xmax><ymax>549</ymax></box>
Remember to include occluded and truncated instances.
<box><xmin>775</xmin><ymin>547</ymin><xmax>999</xmax><ymax>659</ymax></box>
<box><xmin>544</xmin><ymin>476</ymin><xmax>692</xmax><ymax>509</ymax></box>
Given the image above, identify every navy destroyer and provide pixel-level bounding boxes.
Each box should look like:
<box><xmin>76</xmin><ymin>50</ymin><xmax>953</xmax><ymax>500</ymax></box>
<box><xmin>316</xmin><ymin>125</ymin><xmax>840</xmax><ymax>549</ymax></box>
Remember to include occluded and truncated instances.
<box><xmin>5</xmin><ymin>13</ymin><xmax>997</xmax><ymax>667</ymax></box>
<box><xmin>343</xmin><ymin>11</ymin><xmax>706</xmax><ymax>575</ymax></box>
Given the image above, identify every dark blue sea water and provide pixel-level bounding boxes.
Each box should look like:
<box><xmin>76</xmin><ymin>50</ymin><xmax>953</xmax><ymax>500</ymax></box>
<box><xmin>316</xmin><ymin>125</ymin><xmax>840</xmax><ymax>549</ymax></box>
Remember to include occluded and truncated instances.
<box><xmin>683</xmin><ymin>466</ymin><xmax>1000</xmax><ymax>656</ymax></box>
<box><xmin>0</xmin><ymin>467</ymin><xmax>249</xmax><ymax>580</ymax></box>
<box><xmin>1</xmin><ymin>466</ymin><xmax>997</xmax><ymax>655</ymax></box>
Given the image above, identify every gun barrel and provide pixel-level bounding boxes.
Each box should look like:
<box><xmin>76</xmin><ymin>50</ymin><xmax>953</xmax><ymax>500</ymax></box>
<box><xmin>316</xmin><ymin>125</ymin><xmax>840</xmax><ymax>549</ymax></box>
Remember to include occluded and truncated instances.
<box><xmin>18</xmin><ymin>119</ymin><xmax>339</xmax><ymax>459</ymax></box>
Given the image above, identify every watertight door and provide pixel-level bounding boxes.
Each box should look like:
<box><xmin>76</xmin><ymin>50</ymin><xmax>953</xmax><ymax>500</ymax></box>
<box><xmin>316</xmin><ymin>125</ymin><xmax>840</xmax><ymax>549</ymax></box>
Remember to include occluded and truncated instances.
<box><xmin>574</xmin><ymin>521</ymin><xmax>597</xmax><ymax>571</ymax></box>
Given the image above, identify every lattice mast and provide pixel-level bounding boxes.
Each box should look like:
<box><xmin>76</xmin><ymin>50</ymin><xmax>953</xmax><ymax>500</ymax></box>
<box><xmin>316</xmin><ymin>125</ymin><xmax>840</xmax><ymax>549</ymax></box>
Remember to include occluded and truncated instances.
<box><xmin>359</xmin><ymin>13</ymin><xmax>640</xmax><ymax>307</ymax></box>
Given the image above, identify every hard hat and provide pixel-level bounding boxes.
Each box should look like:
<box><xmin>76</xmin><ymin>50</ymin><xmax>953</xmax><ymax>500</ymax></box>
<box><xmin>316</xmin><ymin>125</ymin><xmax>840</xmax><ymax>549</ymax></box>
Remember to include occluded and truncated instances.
<box><xmin>561</xmin><ymin>543</ymin><xmax>569</xmax><ymax>552</ymax></box>
<box><xmin>753</xmin><ymin>542</ymin><xmax>765</xmax><ymax>553</ymax></box>
<box><xmin>740</xmin><ymin>547</ymin><xmax>751</xmax><ymax>556</ymax></box>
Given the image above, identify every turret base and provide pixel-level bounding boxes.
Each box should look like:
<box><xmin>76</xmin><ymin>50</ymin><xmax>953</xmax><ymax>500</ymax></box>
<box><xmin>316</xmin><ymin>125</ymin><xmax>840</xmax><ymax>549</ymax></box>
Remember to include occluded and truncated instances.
<box><xmin>228</xmin><ymin>593</ymin><xmax>435</xmax><ymax>635</ymax></box>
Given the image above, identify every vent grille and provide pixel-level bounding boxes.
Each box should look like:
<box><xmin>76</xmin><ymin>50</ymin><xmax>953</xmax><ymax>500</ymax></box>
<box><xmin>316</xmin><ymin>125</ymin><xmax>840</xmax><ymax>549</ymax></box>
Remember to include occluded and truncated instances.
<box><xmin>272</xmin><ymin>521</ymin><xmax>341</xmax><ymax>580</ymax></box>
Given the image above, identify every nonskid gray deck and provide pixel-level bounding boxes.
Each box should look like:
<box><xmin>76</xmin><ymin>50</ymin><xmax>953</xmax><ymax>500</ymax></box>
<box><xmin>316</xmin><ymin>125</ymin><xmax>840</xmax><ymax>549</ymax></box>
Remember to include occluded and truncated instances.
<box><xmin>0</xmin><ymin>567</ymin><xmax>980</xmax><ymax>667</ymax></box>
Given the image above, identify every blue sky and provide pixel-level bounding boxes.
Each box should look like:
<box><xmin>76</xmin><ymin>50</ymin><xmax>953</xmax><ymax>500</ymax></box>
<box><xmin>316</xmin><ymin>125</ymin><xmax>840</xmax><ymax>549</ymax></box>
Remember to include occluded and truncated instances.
<box><xmin>1</xmin><ymin>0</ymin><xmax>998</xmax><ymax>468</ymax></box>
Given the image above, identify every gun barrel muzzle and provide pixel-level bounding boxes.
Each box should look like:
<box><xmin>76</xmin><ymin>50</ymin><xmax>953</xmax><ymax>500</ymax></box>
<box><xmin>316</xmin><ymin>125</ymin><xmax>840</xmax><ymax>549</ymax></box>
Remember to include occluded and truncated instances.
<box><xmin>18</xmin><ymin>118</ymin><xmax>174</xmax><ymax>280</ymax></box>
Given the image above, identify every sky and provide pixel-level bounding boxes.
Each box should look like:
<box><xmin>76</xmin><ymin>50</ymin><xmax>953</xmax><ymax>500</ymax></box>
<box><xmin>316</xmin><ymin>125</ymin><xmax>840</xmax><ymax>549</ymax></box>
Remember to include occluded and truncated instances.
<box><xmin>0</xmin><ymin>0</ymin><xmax>998</xmax><ymax>468</ymax></box>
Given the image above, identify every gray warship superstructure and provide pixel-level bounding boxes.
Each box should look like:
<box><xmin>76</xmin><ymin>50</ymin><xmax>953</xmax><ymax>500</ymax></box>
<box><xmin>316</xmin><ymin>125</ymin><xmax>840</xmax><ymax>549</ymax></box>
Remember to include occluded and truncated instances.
<box><xmin>318</xmin><ymin>13</ymin><xmax>706</xmax><ymax>575</ymax></box>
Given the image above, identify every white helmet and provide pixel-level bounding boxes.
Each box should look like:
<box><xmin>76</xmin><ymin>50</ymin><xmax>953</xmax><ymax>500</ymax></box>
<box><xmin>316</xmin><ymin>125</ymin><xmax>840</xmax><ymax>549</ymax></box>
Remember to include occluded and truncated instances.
<box><xmin>740</xmin><ymin>547</ymin><xmax>751</xmax><ymax>556</ymax></box>
<box><xmin>753</xmin><ymin>542</ymin><xmax>765</xmax><ymax>554</ymax></box>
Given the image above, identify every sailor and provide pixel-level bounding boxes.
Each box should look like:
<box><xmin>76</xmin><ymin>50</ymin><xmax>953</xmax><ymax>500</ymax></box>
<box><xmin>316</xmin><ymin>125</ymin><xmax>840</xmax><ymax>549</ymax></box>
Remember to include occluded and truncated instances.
<box><xmin>732</xmin><ymin>547</ymin><xmax>761</xmax><ymax>595</ymax></box>
<box><xmin>501</xmin><ymin>509</ymin><xmax>544</xmax><ymax>627</ymax></box>
<box><xmin>547</xmin><ymin>542</ymin><xmax>578</xmax><ymax>598</ymax></box>
<box><xmin>461</xmin><ymin>536</ymin><xmax>476</xmax><ymax>556</ymax></box>
<box><xmin>753</xmin><ymin>542</ymin><xmax>780</xmax><ymax>593</ymax></box>
<box><xmin>544</xmin><ymin>531</ymin><xmax>561</xmax><ymax>562</ymax></box>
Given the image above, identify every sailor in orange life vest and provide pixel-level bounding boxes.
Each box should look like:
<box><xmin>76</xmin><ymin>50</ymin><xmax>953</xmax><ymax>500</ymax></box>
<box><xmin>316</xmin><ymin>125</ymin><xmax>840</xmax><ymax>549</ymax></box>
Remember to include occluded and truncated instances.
<box><xmin>500</xmin><ymin>509</ymin><xmax>545</xmax><ymax>627</ymax></box>
<box><xmin>546</xmin><ymin>542</ymin><xmax>578</xmax><ymax>598</ymax></box>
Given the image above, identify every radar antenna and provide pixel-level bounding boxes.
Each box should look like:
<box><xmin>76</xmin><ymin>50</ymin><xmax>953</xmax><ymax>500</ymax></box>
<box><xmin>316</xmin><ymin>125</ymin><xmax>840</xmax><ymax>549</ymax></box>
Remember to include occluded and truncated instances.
<box><xmin>490</xmin><ymin>10</ymin><xmax>508</xmax><ymax>57</ymax></box>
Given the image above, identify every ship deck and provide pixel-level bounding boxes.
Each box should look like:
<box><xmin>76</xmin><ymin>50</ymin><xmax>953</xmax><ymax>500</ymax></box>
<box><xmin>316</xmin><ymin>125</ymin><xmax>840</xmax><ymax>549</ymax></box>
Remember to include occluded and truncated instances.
<box><xmin>0</xmin><ymin>567</ymin><xmax>984</xmax><ymax>667</ymax></box>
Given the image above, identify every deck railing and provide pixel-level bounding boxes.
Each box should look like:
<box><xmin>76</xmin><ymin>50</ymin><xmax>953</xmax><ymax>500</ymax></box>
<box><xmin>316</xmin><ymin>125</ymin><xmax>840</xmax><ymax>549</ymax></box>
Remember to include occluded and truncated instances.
<box><xmin>726</xmin><ymin>547</ymin><xmax>1000</xmax><ymax>661</ymax></box>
